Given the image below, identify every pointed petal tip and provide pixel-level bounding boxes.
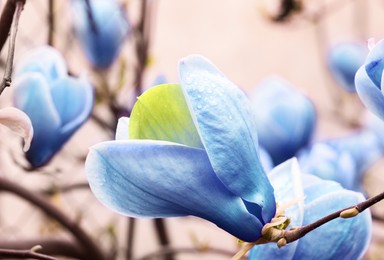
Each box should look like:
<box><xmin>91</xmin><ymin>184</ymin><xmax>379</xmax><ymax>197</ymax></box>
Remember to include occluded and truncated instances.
<box><xmin>0</xmin><ymin>107</ymin><xmax>34</xmax><ymax>152</ymax></box>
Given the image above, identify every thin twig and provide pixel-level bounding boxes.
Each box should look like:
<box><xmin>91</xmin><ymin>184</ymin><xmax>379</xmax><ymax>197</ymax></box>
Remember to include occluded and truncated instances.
<box><xmin>126</xmin><ymin>217</ymin><xmax>136</xmax><ymax>260</ymax></box>
<box><xmin>40</xmin><ymin>182</ymin><xmax>90</xmax><ymax>196</ymax></box>
<box><xmin>0</xmin><ymin>247</ymin><xmax>58</xmax><ymax>260</ymax></box>
<box><xmin>133</xmin><ymin>0</ymin><xmax>153</xmax><ymax>98</ymax></box>
<box><xmin>235</xmin><ymin>191</ymin><xmax>384</xmax><ymax>259</ymax></box>
<box><xmin>0</xmin><ymin>177</ymin><xmax>107</xmax><ymax>260</ymax></box>
<box><xmin>0</xmin><ymin>0</ymin><xmax>24</xmax><ymax>95</ymax></box>
<box><xmin>284</xmin><ymin>191</ymin><xmax>384</xmax><ymax>243</ymax></box>
<box><xmin>0</xmin><ymin>0</ymin><xmax>25</xmax><ymax>52</ymax></box>
<box><xmin>47</xmin><ymin>0</ymin><xmax>55</xmax><ymax>46</ymax></box>
<box><xmin>153</xmin><ymin>218</ymin><xmax>174</xmax><ymax>260</ymax></box>
<box><xmin>0</xmin><ymin>238</ymin><xmax>87</xmax><ymax>259</ymax></box>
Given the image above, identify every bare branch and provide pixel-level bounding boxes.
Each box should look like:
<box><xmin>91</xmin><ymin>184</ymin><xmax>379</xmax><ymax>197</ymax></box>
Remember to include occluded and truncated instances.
<box><xmin>0</xmin><ymin>0</ymin><xmax>24</xmax><ymax>95</ymax></box>
<box><xmin>0</xmin><ymin>177</ymin><xmax>107</xmax><ymax>260</ymax></box>
<box><xmin>0</xmin><ymin>238</ymin><xmax>87</xmax><ymax>259</ymax></box>
<box><xmin>283</xmin><ymin>191</ymin><xmax>384</xmax><ymax>244</ymax></box>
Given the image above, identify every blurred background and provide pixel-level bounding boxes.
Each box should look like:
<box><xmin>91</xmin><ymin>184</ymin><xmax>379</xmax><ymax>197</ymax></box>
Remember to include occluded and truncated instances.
<box><xmin>0</xmin><ymin>0</ymin><xmax>384</xmax><ymax>259</ymax></box>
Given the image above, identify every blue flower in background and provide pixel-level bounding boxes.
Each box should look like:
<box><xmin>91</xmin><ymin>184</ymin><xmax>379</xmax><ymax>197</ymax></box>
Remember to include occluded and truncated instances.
<box><xmin>355</xmin><ymin>39</ymin><xmax>384</xmax><ymax>120</ymax></box>
<box><xmin>85</xmin><ymin>55</ymin><xmax>276</xmax><ymax>242</ymax></box>
<box><xmin>298</xmin><ymin>129</ymin><xmax>383</xmax><ymax>192</ymax></box>
<box><xmin>70</xmin><ymin>0</ymin><xmax>129</xmax><ymax>69</ymax></box>
<box><xmin>13</xmin><ymin>46</ymin><xmax>94</xmax><ymax>168</ymax></box>
<box><xmin>249</xmin><ymin>159</ymin><xmax>372</xmax><ymax>260</ymax></box>
<box><xmin>328</xmin><ymin>42</ymin><xmax>367</xmax><ymax>92</ymax></box>
<box><xmin>250</xmin><ymin>76</ymin><xmax>316</xmax><ymax>165</ymax></box>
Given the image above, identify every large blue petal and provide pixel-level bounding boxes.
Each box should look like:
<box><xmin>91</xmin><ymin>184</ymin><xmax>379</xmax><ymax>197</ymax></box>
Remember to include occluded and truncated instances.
<box><xmin>293</xmin><ymin>189</ymin><xmax>371</xmax><ymax>260</ymax></box>
<box><xmin>50</xmin><ymin>74</ymin><xmax>94</xmax><ymax>137</ymax></box>
<box><xmin>178</xmin><ymin>55</ymin><xmax>275</xmax><ymax>223</ymax></box>
<box><xmin>355</xmin><ymin>66</ymin><xmax>384</xmax><ymax>120</ymax></box>
<box><xmin>85</xmin><ymin>140</ymin><xmax>264</xmax><ymax>242</ymax></box>
<box><xmin>250</xmin><ymin>159</ymin><xmax>305</xmax><ymax>260</ymax></box>
<box><xmin>13</xmin><ymin>74</ymin><xmax>61</xmax><ymax>167</ymax></box>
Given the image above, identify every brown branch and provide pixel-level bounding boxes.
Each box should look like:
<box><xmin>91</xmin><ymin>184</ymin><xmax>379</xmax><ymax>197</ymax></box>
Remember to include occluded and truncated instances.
<box><xmin>0</xmin><ymin>0</ymin><xmax>25</xmax><ymax>52</ymax></box>
<box><xmin>0</xmin><ymin>247</ymin><xmax>58</xmax><ymax>260</ymax></box>
<box><xmin>0</xmin><ymin>177</ymin><xmax>107</xmax><ymax>260</ymax></box>
<box><xmin>283</xmin><ymin>191</ymin><xmax>384</xmax><ymax>244</ymax></box>
<box><xmin>133</xmin><ymin>0</ymin><xmax>154</xmax><ymax>98</ymax></box>
<box><xmin>0</xmin><ymin>238</ymin><xmax>86</xmax><ymax>258</ymax></box>
<box><xmin>0</xmin><ymin>0</ymin><xmax>24</xmax><ymax>95</ymax></box>
<box><xmin>47</xmin><ymin>0</ymin><xmax>55</xmax><ymax>46</ymax></box>
<box><xmin>40</xmin><ymin>182</ymin><xmax>90</xmax><ymax>196</ymax></box>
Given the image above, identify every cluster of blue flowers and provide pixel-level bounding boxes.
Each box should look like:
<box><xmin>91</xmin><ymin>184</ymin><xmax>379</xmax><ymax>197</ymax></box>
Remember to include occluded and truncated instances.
<box><xmin>11</xmin><ymin>1</ymin><xmax>384</xmax><ymax>258</ymax></box>
<box><xmin>85</xmin><ymin>55</ymin><xmax>373</xmax><ymax>258</ymax></box>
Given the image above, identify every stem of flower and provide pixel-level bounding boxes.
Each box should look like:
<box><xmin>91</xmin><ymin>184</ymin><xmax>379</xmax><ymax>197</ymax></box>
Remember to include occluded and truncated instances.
<box><xmin>283</xmin><ymin>190</ymin><xmax>384</xmax><ymax>243</ymax></box>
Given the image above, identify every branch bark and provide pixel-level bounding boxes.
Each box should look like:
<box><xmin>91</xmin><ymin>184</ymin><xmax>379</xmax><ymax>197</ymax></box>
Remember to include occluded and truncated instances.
<box><xmin>0</xmin><ymin>177</ymin><xmax>107</xmax><ymax>260</ymax></box>
<box><xmin>0</xmin><ymin>238</ymin><xmax>88</xmax><ymax>259</ymax></box>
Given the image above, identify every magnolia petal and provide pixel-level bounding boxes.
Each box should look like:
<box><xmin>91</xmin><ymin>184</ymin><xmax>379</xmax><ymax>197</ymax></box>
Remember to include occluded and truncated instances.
<box><xmin>301</xmin><ymin>174</ymin><xmax>344</xmax><ymax>203</ymax></box>
<box><xmin>327</xmin><ymin>42</ymin><xmax>366</xmax><ymax>92</ymax></box>
<box><xmin>13</xmin><ymin>73</ymin><xmax>61</xmax><ymax>167</ymax></box>
<box><xmin>0</xmin><ymin>107</ymin><xmax>33</xmax><ymax>151</ymax></box>
<box><xmin>250</xmin><ymin>159</ymin><xmax>304</xmax><ymax>259</ymax></box>
<box><xmin>364</xmin><ymin>39</ymin><xmax>384</xmax><ymax>88</ymax></box>
<box><xmin>85</xmin><ymin>140</ymin><xmax>264</xmax><ymax>242</ymax></box>
<box><xmin>250</xmin><ymin>77</ymin><xmax>316</xmax><ymax>165</ymax></box>
<box><xmin>129</xmin><ymin>84</ymin><xmax>203</xmax><ymax>148</ymax></box>
<box><xmin>179</xmin><ymin>55</ymin><xmax>275</xmax><ymax>223</ymax></box>
<box><xmin>15</xmin><ymin>46</ymin><xmax>67</xmax><ymax>83</ymax></box>
<box><xmin>356</xmin><ymin>66</ymin><xmax>384</xmax><ymax>120</ymax></box>
<box><xmin>51</xmin><ymin>73</ymin><xmax>94</xmax><ymax>137</ymax></box>
<box><xmin>71</xmin><ymin>0</ymin><xmax>129</xmax><ymax>68</ymax></box>
<box><xmin>294</xmin><ymin>189</ymin><xmax>371</xmax><ymax>260</ymax></box>
<box><xmin>115</xmin><ymin>117</ymin><xmax>130</xmax><ymax>140</ymax></box>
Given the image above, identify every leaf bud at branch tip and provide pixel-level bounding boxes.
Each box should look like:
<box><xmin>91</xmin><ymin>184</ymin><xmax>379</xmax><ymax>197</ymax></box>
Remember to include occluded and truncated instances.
<box><xmin>277</xmin><ymin>238</ymin><xmax>287</xmax><ymax>248</ymax></box>
<box><xmin>340</xmin><ymin>207</ymin><xmax>359</xmax><ymax>218</ymax></box>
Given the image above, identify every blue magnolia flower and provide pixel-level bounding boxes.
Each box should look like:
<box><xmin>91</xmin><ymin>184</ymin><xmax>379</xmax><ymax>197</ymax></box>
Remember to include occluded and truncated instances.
<box><xmin>250</xmin><ymin>76</ymin><xmax>316</xmax><ymax>165</ymax></box>
<box><xmin>298</xmin><ymin>129</ymin><xmax>383</xmax><ymax>191</ymax></box>
<box><xmin>85</xmin><ymin>55</ymin><xmax>276</xmax><ymax>242</ymax></box>
<box><xmin>249</xmin><ymin>159</ymin><xmax>372</xmax><ymax>260</ymax></box>
<box><xmin>13</xmin><ymin>46</ymin><xmax>94</xmax><ymax>168</ymax></box>
<box><xmin>70</xmin><ymin>0</ymin><xmax>129</xmax><ymax>69</ymax></box>
<box><xmin>355</xmin><ymin>39</ymin><xmax>384</xmax><ymax>120</ymax></box>
<box><xmin>328</xmin><ymin>42</ymin><xmax>367</xmax><ymax>92</ymax></box>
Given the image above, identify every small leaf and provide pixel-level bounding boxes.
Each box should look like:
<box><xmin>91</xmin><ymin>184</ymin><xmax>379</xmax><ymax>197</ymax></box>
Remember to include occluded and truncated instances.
<box><xmin>129</xmin><ymin>84</ymin><xmax>203</xmax><ymax>148</ymax></box>
<box><xmin>0</xmin><ymin>107</ymin><xmax>34</xmax><ymax>151</ymax></box>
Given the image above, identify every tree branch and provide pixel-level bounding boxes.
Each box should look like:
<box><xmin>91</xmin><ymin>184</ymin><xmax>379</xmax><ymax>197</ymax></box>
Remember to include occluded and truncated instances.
<box><xmin>0</xmin><ymin>0</ymin><xmax>25</xmax><ymax>52</ymax></box>
<box><xmin>0</xmin><ymin>0</ymin><xmax>24</xmax><ymax>95</ymax></box>
<box><xmin>0</xmin><ymin>238</ymin><xmax>86</xmax><ymax>258</ymax></box>
<box><xmin>47</xmin><ymin>0</ymin><xmax>55</xmax><ymax>46</ymax></box>
<box><xmin>283</xmin><ymin>191</ymin><xmax>384</xmax><ymax>244</ymax></box>
<box><xmin>0</xmin><ymin>177</ymin><xmax>107</xmax><ymax>260</ymax></box>
<box><xmin>0</xmin><ymin>247</ymin><xmax>58</xmax><ymax>260</ymax></box>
